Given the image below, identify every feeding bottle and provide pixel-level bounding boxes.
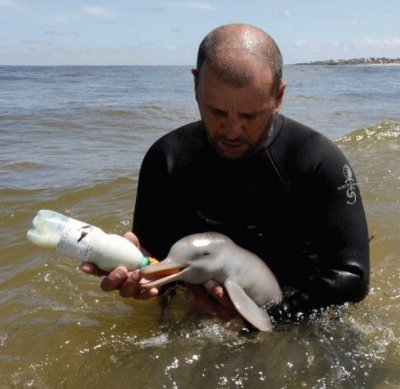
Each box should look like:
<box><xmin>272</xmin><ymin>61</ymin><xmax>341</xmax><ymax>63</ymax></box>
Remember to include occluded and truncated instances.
<box><xmin>27</xmin><ymin>209</ymin><xmax>154</xmax><ymax>271</ymax></box>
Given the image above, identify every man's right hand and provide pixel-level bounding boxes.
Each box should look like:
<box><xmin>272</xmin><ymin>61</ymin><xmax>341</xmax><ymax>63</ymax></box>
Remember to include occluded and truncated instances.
<box><xmin>80</xmin><ymin>232</ymin><xmax>159</xmax><ymax>300</ymax></box>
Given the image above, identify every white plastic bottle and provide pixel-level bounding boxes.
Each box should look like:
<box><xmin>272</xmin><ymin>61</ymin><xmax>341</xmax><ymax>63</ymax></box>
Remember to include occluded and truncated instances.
<box><xmin>27</xmin><ymin>209</ymin><xmax>153</xmax><ymax>271</ymax></box>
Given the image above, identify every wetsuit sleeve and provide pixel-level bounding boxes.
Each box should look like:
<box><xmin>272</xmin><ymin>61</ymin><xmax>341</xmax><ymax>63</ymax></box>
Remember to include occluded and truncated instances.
<box><xmin>132</xmin><ymin>144</ymin><xmax>180</xmax><ymax>260</ymax></box>
<box><xmin>268</xmin><ymin>136</ymin><xmax>370</xmax><ymax>322</ymax></box>
<box><xmin>132</xmin><ymin>122</ymin><xmax>207</xmax><ymax>260</ymax></box>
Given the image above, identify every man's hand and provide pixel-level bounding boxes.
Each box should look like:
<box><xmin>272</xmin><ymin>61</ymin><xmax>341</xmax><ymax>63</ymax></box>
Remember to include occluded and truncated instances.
<box><xmin>186</xmin><ymin>280</ymin><xmax>238</xmax><ymax>321</ymax></box>
<box><xmin>80</xmin><ymin>231</ymin><xmax>158</xmax><ymax>300</ymax></box>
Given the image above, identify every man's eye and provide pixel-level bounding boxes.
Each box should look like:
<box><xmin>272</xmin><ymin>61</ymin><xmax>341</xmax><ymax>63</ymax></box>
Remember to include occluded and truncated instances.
<box><xmin>241</xmin><ymin>113</ymin><xmax>254</xmax><ymax>120</ymax></box>
<box><xmin>212</xmin><ymin>108</ymin><xmax>226</xmax><ymax>117</ymax></box>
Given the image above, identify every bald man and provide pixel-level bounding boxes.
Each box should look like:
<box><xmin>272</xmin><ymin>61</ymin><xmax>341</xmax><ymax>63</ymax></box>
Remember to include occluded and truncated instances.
<box><xmin>82</xmin><ymin>24</ymin><xmax>369</xmax><ymax>324</ymax></box>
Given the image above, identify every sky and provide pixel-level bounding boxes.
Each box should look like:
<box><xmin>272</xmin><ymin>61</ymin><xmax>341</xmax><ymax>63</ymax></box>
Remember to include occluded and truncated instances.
<box><xmin>1</xmin><ymin>0</ymin><xmax>400</xmax><ymax>65</ymax></box>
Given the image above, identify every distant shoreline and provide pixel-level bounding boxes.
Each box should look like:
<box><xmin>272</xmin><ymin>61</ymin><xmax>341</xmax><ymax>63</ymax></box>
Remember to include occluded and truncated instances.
<box><xmin>295</xmin><ymin>57</ymin><xmax>400</xmax><ymax>66</ymax></box>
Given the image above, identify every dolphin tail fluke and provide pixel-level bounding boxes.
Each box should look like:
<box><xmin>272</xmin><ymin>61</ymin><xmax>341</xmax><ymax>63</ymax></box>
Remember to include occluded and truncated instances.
<box><xmin>224</xmin><ymin>279</ymin><xmax>273</xmax><ymax>332</ymax></box>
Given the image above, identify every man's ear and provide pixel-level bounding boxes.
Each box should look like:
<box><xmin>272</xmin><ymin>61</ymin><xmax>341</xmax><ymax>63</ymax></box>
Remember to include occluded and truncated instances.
<box><xmin>274</xmin><ymin>81</ymin><xmax>287</xmax><ymax>112</ymax></box>
<box><xmin>192</xmin><ymin>68</ymin><xmax>199</xmax><ymax>102</ymax></box>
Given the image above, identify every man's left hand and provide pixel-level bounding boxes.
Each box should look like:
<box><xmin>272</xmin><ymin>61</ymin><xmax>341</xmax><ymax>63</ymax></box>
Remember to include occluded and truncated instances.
<box><xmin>186</xmin><ymin>280</ymin><xmax>238</xmax><ymax>321</ymax></box>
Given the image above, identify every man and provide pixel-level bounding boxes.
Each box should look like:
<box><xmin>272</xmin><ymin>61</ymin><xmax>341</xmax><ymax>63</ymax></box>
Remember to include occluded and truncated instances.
<box><xmin>82</xmin><ymin>24</ymin><xmax>369</xmax><ymax>323</ymax></box>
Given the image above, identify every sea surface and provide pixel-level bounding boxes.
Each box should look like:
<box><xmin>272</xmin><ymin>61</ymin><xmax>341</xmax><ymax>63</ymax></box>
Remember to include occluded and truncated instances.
<box><xmin>0</xmin><ymin>65</ymin><xmax>399</xmax><ymax>388</ymax></box>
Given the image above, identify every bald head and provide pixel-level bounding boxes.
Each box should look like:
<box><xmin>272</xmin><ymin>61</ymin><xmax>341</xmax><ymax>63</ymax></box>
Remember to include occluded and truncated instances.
<box><xmin>196</xmin><ymin>24</ymin><xmax>283</xmax><ymax>92</ymax></box>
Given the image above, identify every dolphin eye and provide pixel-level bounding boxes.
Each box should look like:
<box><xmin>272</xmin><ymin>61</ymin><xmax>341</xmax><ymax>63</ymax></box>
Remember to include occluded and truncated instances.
<box><xmin>192</xmin><ymin>251</ymin><xmax>211</xmax><ymax>260</ymax></box>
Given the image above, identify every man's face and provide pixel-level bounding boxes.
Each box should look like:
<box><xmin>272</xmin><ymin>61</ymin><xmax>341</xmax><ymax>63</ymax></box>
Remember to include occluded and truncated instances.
<box><xmin>193</xmin><ymin>62</ymin><xmax>286</xmax><ymax>160</ymax></box>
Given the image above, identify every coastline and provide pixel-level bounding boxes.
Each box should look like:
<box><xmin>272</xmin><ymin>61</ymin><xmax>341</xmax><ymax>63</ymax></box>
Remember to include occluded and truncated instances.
<box><xmin>354</xmin><ymin>62</ymin><xmax>400</xmax><ymax>66</ymax></box>
<box><xmin>295</xmin><ymin>57</ymin><xmax>400</xmax><ymax>66</ymax></box>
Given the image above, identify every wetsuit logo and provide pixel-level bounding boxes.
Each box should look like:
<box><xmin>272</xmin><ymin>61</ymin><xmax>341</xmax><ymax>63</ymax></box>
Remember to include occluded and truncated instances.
<box><xmin>338</xmin><ymin>164</ymin><xmax>357</xmax><ymax>205</ymax></box>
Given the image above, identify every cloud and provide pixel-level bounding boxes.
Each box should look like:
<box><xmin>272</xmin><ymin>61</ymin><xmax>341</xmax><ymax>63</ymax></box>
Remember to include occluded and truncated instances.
<box><xmin>0</xmin><ymin>0</ymin><xmax>24</xmax><ymax>9</ymax></box>
<box><xmin>282</xmin><ymin>9</ymin><xmax>292</xmax><ymax>17</ymax></box>
<box><xmin>43</xmin><ymin>30</ymin><xmax>62</xmax><ymax>37</ymax></box>
<box><xmin>354</xmin><ymin>37</ymin><xmax>400</xmax><ymax>50</ymax></box>
<box><xmin>292</xmin><ymin>37</ymin><xmax>400</xmax><ymax>61</ymax></box>
<box><xmin>148</xmin><ymin>5</ymin><xmax>167</xmax><ymax>13</ymax></box>
<box><xmin>82</xmin><ymin>4</ymin><xmax>111</xmax><ymax>17</ymax></box>
<box><xmin>296</xmin><ymin>37</ymin><xmax>400</xmax><ymax>51</ymax></box>
<box><xmin>186</xmin><ymin>2</ymin><xmax>214</xmax><ymax>10</ymax></box>
<box><xmin>171</xmin><ymin>1</ymin><xmax>214</xmax><ymax>10</ymax></box>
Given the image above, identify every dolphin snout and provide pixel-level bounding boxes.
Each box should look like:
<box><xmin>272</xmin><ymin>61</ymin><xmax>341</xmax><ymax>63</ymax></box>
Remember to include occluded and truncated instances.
<box><xmin>140</xmin><ymin>260</ymin><xmax>187</xmax><ymax>289</ymax></box>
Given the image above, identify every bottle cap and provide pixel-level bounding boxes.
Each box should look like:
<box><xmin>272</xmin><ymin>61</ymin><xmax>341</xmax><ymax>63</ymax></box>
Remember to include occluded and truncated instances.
<box><xmin>139</xmin><ymin>256</ymin><xmax>159</xmax><ymax>268</ymax></box>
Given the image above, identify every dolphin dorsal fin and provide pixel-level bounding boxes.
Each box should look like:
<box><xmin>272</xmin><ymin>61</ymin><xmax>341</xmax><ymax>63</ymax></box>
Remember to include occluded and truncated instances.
<box><xmin>224</xmin><ymin>279</ymin><xmax>273</xmax><ymax>332</ymax></box>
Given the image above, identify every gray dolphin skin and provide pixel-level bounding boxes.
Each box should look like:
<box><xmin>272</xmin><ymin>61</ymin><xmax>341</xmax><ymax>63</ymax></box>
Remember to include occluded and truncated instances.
<box><xmin>140</xmin><ymin>232</ymin><xmax>283</xmax><ymax>331</ymax></box>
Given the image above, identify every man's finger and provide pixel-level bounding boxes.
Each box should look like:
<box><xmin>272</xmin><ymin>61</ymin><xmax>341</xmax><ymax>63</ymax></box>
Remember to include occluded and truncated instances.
<box><xmin>186</xmin><ymin>283</ymin><xmax>217</xmax><ymax>315</ymax></box>
<box><xmin>100</xmin><ymin>266</ymin><xmax>129</xmax><ymax>292</ymax></box>
<box><xmin>81</xmin><ymin>262</ymin><xmax>109</xmax><ymax>277</ymax></box>
<box><xmin>119</xmin><ymin>270</ymin><xmax>142</xmax><ymax>297</ymax></box>
<box><xmin>123</xmin><ymin>231</ymin><xmax>140</xmax><ymax>247</ymax></box>
<box><xmin>203</xmin><ymin>279</ymin><xmax>233</xmax><ymax>308</ymax></box>
<box><xmin>134</xmin><ymin>287</ymin><xmax>159</xmax><ymax>300</ymax></box>
<box><xmin>202</xmin><ymin>280</ymin><xmax>239</xmax><ymax>321</ymax></box>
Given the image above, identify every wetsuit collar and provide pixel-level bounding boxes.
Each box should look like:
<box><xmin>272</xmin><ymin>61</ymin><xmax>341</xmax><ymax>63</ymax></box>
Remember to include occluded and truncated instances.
<box><xmin>203</xmin><ymin>115</ymin><xmax>281</xmax><ymax>162</ymax></box>
<box><xmin>267</xmin><ymin>113</ymin><xmax>284</xmax><ymax>147</ymax></box>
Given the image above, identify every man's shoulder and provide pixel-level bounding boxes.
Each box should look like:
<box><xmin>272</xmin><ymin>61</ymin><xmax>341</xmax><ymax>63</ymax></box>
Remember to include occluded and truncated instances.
<box><xmin>152</xmin><ymin>120</ymin><xmax>206</xmax><ymax>152</ymax></box>
<box><xmin>142</xmin><ymin>121</ymin><xmax>208</xmax><ymax>171</ymax></box>
<box><xmin>269</xmin><ymin>115</ymin><xmax>348</xmax><ymax>187</ymax></box>
<box><xmin>273</xmin><ymin>115</ymin><xmax>330</xmax><ymax>146</ymax></box>
<box><xmin>272</xmin><ymin>114</ymin><xmax>341</xmax><ymax>158</ymax></box>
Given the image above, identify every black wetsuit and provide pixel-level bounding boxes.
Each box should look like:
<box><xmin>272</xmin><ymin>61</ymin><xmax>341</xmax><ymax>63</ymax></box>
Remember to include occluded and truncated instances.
<box><xmin>133</xmin><ymin>114</ymin><xmax>370</xmax><ymax>322</ymax></box>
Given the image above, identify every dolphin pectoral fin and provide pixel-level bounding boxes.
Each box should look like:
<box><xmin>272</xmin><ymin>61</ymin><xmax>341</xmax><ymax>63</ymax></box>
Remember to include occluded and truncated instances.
<box><xmin>224</xmin><ymin>279</ymin><xmax>273</xmax><ymax>332</ymax></box>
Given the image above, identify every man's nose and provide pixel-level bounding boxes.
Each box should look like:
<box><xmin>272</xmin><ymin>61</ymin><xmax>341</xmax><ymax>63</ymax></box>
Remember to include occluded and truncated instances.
<box><xmin>225</xmin><ymin>116</ymin><xmax>243</xmax><ymax>139</ymax></box>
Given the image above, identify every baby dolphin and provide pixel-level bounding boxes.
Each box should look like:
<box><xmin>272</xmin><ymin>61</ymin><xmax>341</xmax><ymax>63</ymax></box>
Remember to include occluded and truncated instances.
<box><xmin>140</xmin><ymin>232</ymin><xmax>282</xmax><ymax>331</ymax></box>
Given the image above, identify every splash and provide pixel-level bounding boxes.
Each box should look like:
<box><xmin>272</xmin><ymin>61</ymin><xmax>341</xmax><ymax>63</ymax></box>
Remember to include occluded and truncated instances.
<box><xmin>336</xmin><ymin>122</ymin><xmax>400</xmax><ymax>147</ymax></box>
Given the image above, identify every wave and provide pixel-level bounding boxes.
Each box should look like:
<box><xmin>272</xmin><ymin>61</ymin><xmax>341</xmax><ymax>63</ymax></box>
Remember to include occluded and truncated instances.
<box><xmin>90</xmin><ymin>105</ymin><xmax>181</xmax><ymax>120</ymax></box>
<box><xmin>336</xmin><ymin>122</ymin><xmax>399</xmax><ymax>224</ymax></box>
<box><xmin>0</xmin><ymin>76</ymin><xmax>33</xmax><ymax>81</ymax></box>
<box><xmin>1</xmin><ymin>161</ymin><xmax>52</xmax><ymax>171</ymax></box>
<box><xmin>289</xmin><ymin>94</ymin><xmax>317</xmax><ymax>100</ymax></box>
<box><xmin>1</xmin><ymin>176</ymin><xmax>138</xmax><ymax>246</ymax></box>
<box><xmin>1</xmin><ymin>175</ymin><xmax>135</xmax><ymax>203</ymax></box>
<box><xmin>0</xmin><ymin>175</ymin><xmax>135</xmax><ymax>203</ymax></box>
<box><xmin>336</xmin><ymin>122</ymin><xmax>400</xmax><ymax>147</ymax></box>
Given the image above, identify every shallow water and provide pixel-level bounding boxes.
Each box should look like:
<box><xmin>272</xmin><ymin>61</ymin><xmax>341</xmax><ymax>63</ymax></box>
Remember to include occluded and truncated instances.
<box><xmin>0</xmin><ymin>65</ymin><xmax>399</xmax><ymax>388</ymax></box>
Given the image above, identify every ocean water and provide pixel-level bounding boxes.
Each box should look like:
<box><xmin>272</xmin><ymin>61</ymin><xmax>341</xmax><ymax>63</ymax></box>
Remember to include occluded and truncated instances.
<box><xmin>0</xmin><ymin>65</ymin><xmax>399</xmax><ymax>388</ymax></box>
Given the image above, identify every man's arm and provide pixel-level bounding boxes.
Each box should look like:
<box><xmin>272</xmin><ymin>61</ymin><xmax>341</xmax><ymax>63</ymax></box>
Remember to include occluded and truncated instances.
<box><xmin>269</xmin><ymin>142</ymin><xmax>370</xmax><ymax>322</ymax></box>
